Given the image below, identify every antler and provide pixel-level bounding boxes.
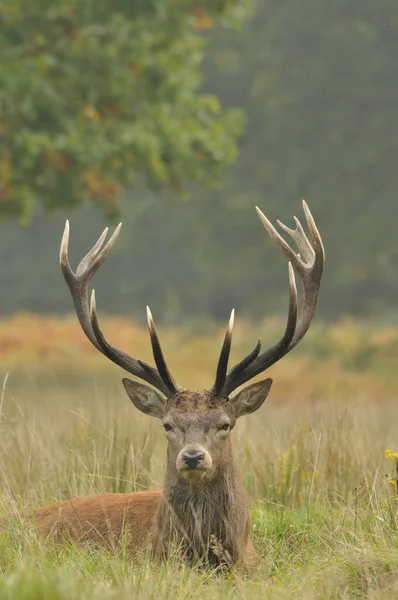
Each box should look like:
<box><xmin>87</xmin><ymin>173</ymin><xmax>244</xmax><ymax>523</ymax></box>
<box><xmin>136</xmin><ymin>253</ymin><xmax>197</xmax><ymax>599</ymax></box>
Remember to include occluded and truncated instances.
<box><xmin>213</xmin><ymin>200</ymin><xmax>324</xmax><ymax>397</ymax></box>
<box><xmin>60</xmin><ymin>221</ymin><xmax>180</xmax><ymax>398</ymax></box>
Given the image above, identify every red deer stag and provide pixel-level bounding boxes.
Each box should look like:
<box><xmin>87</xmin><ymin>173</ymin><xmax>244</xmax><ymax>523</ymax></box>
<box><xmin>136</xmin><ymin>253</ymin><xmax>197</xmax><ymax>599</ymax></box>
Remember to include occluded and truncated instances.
<box><xmin>33</xmin><ymin>201</ymin><xmax>324</xmax><ymax>569</ymax></box>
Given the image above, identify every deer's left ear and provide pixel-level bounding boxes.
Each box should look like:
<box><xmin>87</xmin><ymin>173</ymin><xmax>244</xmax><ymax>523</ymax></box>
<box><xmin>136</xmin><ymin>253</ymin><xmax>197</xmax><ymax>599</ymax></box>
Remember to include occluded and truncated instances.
<box><xmin>230</xmin><ymin>378</ymin><xmax>273</xmax><ymax>418</ymax></box>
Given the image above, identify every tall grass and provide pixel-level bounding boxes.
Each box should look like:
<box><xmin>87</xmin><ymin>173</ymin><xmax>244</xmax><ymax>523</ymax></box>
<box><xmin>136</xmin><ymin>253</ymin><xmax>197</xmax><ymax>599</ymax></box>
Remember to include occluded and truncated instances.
<box><xmin>0</xmin><ymin>314</ymin><xmax>397</xmax><ymax>598</ymax></box>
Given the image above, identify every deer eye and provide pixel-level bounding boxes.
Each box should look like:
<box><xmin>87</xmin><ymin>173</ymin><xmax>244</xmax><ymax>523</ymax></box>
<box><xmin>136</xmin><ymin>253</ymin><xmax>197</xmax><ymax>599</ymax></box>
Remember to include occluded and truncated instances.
<box><xmin>218</xmin><ymin>423</ymin><xmax>230</xmax><ymax>432</ymax></box>
<box><xmin>163</xmin><ymin>423</ymin><xmax>173</xmax><ymax>433</ymax></box>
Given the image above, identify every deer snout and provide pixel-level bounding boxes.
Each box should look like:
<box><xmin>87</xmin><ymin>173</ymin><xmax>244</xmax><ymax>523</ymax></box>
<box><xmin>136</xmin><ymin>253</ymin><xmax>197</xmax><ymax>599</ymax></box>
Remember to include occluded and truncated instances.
<box><xmin>182</xmin><ymin>449</ymin><xmax>205</xmax><ymax>469</ymax></box>
<box><xmin>176</xmin><ymin>445</ymin><xmax>212</xmax><ymax>481</ymax></box>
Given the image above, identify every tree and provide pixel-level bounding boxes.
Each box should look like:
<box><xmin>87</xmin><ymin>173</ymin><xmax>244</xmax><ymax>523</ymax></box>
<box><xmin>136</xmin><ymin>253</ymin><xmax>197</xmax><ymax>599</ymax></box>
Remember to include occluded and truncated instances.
<box><xmin>0</xmin><ymin>0</ymin><xmax>246</xmax><ymax>220</ymax></box>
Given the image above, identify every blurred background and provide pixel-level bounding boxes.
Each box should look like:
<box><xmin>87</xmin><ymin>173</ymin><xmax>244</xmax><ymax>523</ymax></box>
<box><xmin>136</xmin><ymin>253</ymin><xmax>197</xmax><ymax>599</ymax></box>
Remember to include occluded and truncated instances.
<box><xmin>1</xmin><ymin>7</ymin><xmax>398</xmax><ymax>594</ymax></box>
<box><xmin>0</xmin><ymin>0</ymin><xmax>398</xmax><ymax>395</ymax></box>
<box><xmin>1</xmin><ymin>0</ymin><xmax>398</xmax><ymax>321</ymax></box>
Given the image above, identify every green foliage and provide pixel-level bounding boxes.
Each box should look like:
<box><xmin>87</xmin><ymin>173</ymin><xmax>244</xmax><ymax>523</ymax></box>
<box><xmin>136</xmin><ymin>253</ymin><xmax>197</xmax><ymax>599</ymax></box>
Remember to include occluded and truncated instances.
<box><xmin>0</xmin><ymin>0</ymin><xmax>245</xmax><ymax>219</ymax></box>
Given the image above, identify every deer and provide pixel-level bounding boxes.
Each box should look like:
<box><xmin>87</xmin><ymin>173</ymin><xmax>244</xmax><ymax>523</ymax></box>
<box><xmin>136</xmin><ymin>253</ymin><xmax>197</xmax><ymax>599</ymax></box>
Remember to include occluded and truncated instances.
<box><xmin>32</xmin><ymin>201</ymin><xmax>324</xmax><ymax>570</ymax></box>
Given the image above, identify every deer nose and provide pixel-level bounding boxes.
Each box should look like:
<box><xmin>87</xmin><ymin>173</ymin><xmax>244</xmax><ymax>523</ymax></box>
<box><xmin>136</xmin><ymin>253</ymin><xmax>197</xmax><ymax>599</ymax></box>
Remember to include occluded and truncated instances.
<box><xmin>182</xmin><ymin>450</ymin><xmax>205</xmax><ymax>469</ymax></box>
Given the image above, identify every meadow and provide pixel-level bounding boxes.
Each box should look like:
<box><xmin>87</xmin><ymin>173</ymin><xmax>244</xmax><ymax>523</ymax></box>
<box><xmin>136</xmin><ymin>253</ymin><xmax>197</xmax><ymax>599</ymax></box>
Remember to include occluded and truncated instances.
<box><xmin>0</xmin><ymin>313</ymin><xmax>397</xmax><ymax>599</ymax></box>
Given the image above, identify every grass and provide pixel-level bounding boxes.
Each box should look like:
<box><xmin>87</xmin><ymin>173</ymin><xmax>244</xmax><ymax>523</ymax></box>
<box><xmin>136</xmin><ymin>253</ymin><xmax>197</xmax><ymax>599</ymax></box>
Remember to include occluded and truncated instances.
<box><xmin>0</xmin><ymin>314</ymin><xmax>398</xmax><ymax>598</ymax></box>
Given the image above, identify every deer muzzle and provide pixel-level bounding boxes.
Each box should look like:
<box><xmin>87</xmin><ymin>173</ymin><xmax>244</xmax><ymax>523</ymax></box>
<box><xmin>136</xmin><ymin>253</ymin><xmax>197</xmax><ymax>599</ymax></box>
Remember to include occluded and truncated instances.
<box><xmin>176</xmin><ymin>444</ymin><xmax>212</xmax><ymax>482</ymax></box>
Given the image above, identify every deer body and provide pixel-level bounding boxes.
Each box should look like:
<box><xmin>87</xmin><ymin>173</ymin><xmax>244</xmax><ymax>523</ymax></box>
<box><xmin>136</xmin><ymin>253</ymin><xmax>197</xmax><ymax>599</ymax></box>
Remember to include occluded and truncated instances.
<box><xmin>34</xmin><ymin>486</ymin><xmax>255</xmax><ymax>568</ymax></box>
<box><xmin>33</xmin><ymin>489</ymin><xmax>161</xmax><ymax>549</ymax></box>
<box><xmin>33</xmin><ymin>392</ymin><xmax>257</xmax><ymax>568</ymax></box>
<box><xmin>28</xmin><ymin>201</ymin><xmax>324</xmax><ymax>570</ymax></box>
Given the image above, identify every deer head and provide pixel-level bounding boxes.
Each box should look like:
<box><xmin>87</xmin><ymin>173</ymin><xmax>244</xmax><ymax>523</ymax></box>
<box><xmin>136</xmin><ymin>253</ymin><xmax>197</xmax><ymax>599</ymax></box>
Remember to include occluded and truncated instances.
<box><xmin>60</xmin><ymin>202</ymin><xmax>324</xmax><ymax>486</ymax></box>
<box><xmin>122</xmin><ymin>373</ymin><xmax>272</xmax><ymax>485</ymax></box>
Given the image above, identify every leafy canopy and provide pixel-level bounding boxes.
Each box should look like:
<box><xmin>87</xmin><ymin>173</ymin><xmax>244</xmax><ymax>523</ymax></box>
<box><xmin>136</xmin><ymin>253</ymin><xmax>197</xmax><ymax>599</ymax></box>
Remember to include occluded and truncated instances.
<box><xmin>0</xmin><ymin>0</ymin><xmax>246</xmax><ymax>219</ymax></box>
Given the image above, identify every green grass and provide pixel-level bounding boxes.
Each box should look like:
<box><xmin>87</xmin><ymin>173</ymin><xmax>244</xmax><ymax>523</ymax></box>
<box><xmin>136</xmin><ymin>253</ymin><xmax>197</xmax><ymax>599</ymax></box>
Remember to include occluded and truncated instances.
<box><xmin>0</xmin><ymin>371</ymin><xmax>398</xmax><ymax>599</ymax></box>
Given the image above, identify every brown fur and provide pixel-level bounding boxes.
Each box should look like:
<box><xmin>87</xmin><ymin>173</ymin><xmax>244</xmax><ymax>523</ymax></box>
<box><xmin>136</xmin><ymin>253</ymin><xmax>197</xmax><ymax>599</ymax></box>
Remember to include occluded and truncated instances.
<box><xmin>33</xmin><ymin>490</ymin><xmax>161</xmax><ymax>549</ymax></box>
<box><xmin>31</xmin><ymin>384</ymin><xmax>272</xmax><ymax>570</ymax></box>
<box><xmin>155</xmin><ymin>447</ymin><xmax>256</xmax><ymax>568</ymax></box>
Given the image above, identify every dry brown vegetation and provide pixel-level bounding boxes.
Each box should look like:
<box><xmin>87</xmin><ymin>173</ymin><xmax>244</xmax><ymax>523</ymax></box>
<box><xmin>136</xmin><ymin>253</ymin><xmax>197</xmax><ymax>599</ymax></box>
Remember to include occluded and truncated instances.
<box><xmin>0</xmin><ymin>314</ymin><xmax>397</xmax><ymax>599</ymax></box>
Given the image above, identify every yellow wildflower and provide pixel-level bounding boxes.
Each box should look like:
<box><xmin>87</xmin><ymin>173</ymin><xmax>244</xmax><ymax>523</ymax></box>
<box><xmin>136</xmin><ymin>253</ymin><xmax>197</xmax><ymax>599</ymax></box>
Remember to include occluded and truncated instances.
<box><xmin>392</xmin><ymin>453</ymin><xmax>398</xmax><ymax>459</ymax></box>
<box><xmin>385</xmin><ymin>449</ymin><xmax>391</xmax><ymax>457</ymax></box>
<box><xmin>83</xmin><ymin>106</ymin><xmax>100</xmax><ymax>121</ymax></box>
<box><xmin>390</xmin><ymin>479</ymin><xmax>397</xmax><ymax>486</ymax></box>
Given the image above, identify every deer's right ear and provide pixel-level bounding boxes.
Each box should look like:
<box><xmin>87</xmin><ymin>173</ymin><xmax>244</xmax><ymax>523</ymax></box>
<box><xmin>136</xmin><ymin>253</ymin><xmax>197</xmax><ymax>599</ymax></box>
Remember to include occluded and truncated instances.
<box><xmin>230</xmin><ymin>378</ymin><xmax>273</xmax><ymax>418</ymax></box>
<box><xmin>122</xmin><ymin>378</ymin><xmax>165</xmax><ymax>418</ymax></box>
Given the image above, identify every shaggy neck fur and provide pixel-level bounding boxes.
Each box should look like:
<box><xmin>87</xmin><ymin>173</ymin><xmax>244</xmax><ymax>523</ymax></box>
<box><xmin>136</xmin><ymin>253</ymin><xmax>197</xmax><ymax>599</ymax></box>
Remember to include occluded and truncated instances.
<box><xmin>155</xmin><ymin>441</ymin><xmax>249</xmax><ymax>567</ymax></box>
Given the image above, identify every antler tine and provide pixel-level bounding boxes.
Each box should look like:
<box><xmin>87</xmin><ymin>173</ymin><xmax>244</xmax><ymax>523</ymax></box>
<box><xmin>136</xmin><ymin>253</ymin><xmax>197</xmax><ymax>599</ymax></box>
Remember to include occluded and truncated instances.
<box><xmin>255</xmin><ymin>208</ymin><xmax>307</xmax><ymax>279</ymax></box>
<box><xmin>223</xmin><ymin>202</ymin><xmax>323</xmax><ymax>396</ymax></box>
<box><xmin>212</xmin><ymin>309</ymin><xmax>235</xmax><ymax>395</ymax></box>
<box><xmin>75</xmin><ymin>227</ymin><xmax>109</xmax><ymax>275</ymax></box>
<box><xmin>76</xmin><ymin>223</ymin><xmax>122</xmax><ymax>279</ymax></box>
<box><xmin>302</xmin><ymin>200</ymin><xmax>325</xmax><ymax>257</ymax></box>
<box><xmin>277</xmin><ymin>216</ymin><xmax>314</xmax><ymax>264</ymax></box>
<box><xmin>223</xmin><ymin>262</ymin><xmax>298</xmax><ymax>394</ymax></box>
<box><xmin>60</xmin><ymin>221</ymin><xmax>114</xmax><ymax>350</ymax></box>
<box><xmin>225</xmin><ymin>338</ymin><xmax>262</xmax><ymax>383</ymax></box>
<box><xmin>89</xmin><ymin>292</ymin><xmax>170</xmax><ymax>396</ymax></box>
<box><xmin>286</xmin><ymin>201</ymin><xmax>324</xmax><ymax>349</ymax></box>
<box><xmin>60</xmin><ymin>221</ymin><xmax>176</xmax><ymax>398</ymax></box>
<box><xmin>59</xmin><ymin>220</ymin><xmax>72</xmax><ymax>274</ymax></box>
<box><xmin>146</xmin><ymin>307</ymin><xmax>180</xmax><ymax>395</ymax></box>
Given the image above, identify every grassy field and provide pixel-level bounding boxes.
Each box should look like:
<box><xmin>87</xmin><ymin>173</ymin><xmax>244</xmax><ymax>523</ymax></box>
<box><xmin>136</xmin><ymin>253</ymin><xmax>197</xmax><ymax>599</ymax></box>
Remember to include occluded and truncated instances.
<box><xmin>0</xmin><ymin>314</ymin><xmax>398</xmax><ymax>599</ymax></box>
